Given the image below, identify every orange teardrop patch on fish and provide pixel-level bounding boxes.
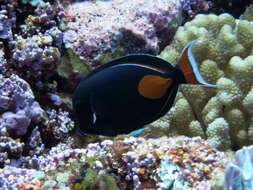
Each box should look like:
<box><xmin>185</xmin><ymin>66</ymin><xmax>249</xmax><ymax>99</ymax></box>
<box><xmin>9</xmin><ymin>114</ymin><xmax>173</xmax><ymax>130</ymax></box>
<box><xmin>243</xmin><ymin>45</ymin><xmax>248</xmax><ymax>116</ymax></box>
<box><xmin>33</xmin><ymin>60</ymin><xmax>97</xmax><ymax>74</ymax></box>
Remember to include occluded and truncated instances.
<box><xmin>138</xmin><ymin>75</ymin><xmax>173</xmax><ymax>99</ymax></box>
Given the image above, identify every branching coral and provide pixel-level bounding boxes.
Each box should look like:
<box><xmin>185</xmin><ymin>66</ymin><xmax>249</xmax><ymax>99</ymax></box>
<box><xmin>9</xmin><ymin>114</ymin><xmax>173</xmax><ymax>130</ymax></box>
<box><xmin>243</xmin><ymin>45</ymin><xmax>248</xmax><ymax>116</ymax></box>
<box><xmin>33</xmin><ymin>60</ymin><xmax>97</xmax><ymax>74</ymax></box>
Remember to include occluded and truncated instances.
<box><xmin>154</xmin><ymin>13</ymin><xmax>253</xmax><ymax>151</ymax></box>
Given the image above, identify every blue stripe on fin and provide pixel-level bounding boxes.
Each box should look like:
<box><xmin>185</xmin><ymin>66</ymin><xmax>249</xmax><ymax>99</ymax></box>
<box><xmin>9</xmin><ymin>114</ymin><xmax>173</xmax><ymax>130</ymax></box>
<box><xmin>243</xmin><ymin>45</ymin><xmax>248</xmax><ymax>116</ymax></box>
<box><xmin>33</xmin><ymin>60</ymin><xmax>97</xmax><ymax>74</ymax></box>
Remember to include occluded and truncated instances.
<box><xmin>128</xmin><ymin>128</ymin><xmax>145</xmax><ymax>136</ymax></box>
<box><xmin>187</xmin><ymin>40</ymin><xmax>217</xmax><ymax>88</ymax></box>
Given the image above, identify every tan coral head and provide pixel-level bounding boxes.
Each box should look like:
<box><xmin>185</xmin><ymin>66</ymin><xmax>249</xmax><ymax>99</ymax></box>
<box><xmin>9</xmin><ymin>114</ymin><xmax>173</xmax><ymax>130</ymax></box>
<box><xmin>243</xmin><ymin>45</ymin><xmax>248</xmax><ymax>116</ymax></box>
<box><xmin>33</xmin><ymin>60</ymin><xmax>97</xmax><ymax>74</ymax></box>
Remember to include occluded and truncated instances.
<box><xmin>177</xmin><ymin>40</ymin><xmax>217</xmax><ymax>88</ymax></box>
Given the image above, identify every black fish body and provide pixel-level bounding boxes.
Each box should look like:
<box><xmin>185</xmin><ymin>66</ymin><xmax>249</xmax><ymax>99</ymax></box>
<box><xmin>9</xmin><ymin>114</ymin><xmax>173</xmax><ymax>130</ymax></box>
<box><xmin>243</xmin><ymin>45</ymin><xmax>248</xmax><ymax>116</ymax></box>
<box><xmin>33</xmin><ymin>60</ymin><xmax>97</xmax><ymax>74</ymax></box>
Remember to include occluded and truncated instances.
<box><xmin>73</xmin><ymin>41</ymin><xmax>216</xmax><ymax>136</ymax></box>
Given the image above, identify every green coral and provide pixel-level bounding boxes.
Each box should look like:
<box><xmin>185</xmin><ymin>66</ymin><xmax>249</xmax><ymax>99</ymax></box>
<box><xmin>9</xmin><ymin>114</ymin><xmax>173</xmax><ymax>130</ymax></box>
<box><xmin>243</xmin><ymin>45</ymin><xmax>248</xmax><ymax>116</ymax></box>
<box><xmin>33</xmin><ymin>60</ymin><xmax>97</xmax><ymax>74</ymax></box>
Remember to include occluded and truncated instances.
<box><xmin>152</xmin><ymin>12</ymin><xmax>253</xmax><ymax>151</ymax></box>
<box><xmin>100</xmin><ymin>175</ymin><xmax>120</xmax><ymax>190</ymax></box>
<box><xmin>58</xmin><ymin>48</ymin><xmax>91</xmax><ymax>77</ymax></box>
<box><xmin>94</xmin><ymin>48</ymin><xmax>125</xmax><ymax>64</ymax></box>
<box><xmin>81</xmin><ymin>168</ymin><xmax>98</xmax><ymax>188</ymax></box>
<box><xmin>73</xmin><ymin>167</ymin><xmax>120</xmax><ymax>190</ymax></box>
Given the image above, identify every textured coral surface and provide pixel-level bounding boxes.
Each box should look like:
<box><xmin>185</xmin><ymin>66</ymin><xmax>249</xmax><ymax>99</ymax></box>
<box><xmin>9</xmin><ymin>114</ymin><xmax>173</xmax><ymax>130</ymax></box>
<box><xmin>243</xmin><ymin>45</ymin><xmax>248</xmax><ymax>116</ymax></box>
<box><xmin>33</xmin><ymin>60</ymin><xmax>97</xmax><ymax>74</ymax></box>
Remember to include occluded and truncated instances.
<box><xmin>0</xmin><ymin>136</ymin><xmax>229</xmax><ymax>189</ymax></box>
<box><xmin>151</xmin><ymin>13</ymin><xmax>253</xmax><ymax>151</ymax></box>
<box><xmin>63</xmin><ymin>0</ymin><xmax>181</xmax><ymax>70</ymax></box>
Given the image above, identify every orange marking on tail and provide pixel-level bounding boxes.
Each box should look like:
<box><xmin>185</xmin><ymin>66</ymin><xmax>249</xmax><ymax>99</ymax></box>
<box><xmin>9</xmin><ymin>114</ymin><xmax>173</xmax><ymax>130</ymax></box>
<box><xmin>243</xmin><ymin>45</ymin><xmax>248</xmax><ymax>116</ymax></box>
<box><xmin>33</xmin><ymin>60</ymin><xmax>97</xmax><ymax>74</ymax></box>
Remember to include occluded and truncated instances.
<box><xmin>178</xmin><ymin>46</ymin><xmax>200</xmax><ymax>85</ymax></box>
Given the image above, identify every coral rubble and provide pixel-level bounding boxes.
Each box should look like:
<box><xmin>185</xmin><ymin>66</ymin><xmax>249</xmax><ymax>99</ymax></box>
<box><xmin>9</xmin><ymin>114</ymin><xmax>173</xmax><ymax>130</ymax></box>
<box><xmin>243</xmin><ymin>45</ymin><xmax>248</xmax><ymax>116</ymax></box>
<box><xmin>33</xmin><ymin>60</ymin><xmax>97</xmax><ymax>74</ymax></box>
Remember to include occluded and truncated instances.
<box><xmin>0</xmin><ymin>136</ymin><xmax>229</xmax><ymax>189</ymax></box>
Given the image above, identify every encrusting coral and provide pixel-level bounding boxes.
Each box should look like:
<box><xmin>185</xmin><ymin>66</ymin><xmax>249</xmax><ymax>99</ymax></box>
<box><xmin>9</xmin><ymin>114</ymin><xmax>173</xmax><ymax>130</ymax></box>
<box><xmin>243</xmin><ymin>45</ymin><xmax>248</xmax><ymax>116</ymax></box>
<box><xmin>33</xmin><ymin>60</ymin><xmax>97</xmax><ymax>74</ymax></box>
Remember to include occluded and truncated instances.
<box><xmin>63</xmin><ymin>0</ymin><xmax>181</xmax><ymax>71</ymax></box>
<box><xmin>151</xmin><ymin>13</ymin><xmax>253</xmax><ymax>151</ymax></box>
<box><xmin>0</xmin><ymin>0</ymin><xmax>77</xmax><ymax>167</ymax></box>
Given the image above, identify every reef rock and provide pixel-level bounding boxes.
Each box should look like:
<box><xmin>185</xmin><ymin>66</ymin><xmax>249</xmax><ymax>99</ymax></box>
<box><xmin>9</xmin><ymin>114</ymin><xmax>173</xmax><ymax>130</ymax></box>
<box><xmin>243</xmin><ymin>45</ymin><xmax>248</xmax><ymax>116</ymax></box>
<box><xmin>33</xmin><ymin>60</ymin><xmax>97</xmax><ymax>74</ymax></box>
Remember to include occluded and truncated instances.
<box><xmin>62</xmin><ymin>0</ymin><xmax>181</xmax><ymax>73</ymax></box>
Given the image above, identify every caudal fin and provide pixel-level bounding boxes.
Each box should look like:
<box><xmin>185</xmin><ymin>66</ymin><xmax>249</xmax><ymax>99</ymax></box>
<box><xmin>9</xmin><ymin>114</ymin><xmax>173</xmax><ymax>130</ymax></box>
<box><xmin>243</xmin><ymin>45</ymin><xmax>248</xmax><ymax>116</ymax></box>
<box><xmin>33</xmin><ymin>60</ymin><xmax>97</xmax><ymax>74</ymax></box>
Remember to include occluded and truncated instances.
<box><xmin>177</xmin><ymin>40</ymin><xmax>217</xmax><ymax>88</ymax></box>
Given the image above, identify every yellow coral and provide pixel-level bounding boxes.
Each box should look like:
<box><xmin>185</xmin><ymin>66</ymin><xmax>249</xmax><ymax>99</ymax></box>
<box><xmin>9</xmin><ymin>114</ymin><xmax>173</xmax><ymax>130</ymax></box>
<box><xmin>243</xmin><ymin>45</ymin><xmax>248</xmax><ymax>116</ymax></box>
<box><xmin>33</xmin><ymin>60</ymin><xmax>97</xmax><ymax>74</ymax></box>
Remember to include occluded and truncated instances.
<box><xmin>206</xmin><ymin>118</ymin><xmax>231</xmax><ymax>151</ymax></box>
<box><xmin>167</xmin><ymin>96</ymin><xmax>195</xmax><ymax>134</ymax></box>
<box><xmin>237</xmin><ymin>20</ymin><xmax>253</xmax><ymax>49</ymax></box>
<box><xmin>225</xmin><ymin>108</ymin><xmax>247</xmax><ymax>146</ymax></box>
<box><xmin>216</xmin><ymin>77</ymin><xmax>242</xmax><ymax>105</ymax></box>
<box><xmin>243</xmin><ymin>86</ymin><xmax>253</xmax><ymax>113</ymax></box>
<box><xmin>200</xmin><ymin>59</ymin><xmax>224</xmax><ymax>84</ymax></box>
<box><xmin>159</xmin><ymin>46</ymin><xmax>179</xmax><ymax>66</ymax></box>
<box><xmin>202</xmin><ymin>96</ymin><xmax>223</xmax><ymax>126</ymax></box>
<box><xmin>188</xmin><ymin>120</ymin><xmax>205</xmax><ymax>138</ymax></box>
<box><xmin>156</xmin><ymin>12</ymin><xmax>253</xmax><ymax>151</ymax></box>
<box><xmin>227</xmin><ymin>55</ymin><xmax>253</xmax><ymax>93</ymax></box>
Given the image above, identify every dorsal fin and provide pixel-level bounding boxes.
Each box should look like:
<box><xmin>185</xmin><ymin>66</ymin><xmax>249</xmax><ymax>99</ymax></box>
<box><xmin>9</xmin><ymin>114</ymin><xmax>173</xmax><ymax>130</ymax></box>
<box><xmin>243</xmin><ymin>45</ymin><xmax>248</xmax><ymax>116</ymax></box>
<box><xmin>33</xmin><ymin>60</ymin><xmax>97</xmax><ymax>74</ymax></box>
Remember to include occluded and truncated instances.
<box><xmin>177</xmin><ymin>40</ymin><xmax>216</xmax><ymax>87</ymax></box>
<box><xmin>85</xmin><ymin>54</ymin><xmax>175</xmax><ymax>80</ymax></box>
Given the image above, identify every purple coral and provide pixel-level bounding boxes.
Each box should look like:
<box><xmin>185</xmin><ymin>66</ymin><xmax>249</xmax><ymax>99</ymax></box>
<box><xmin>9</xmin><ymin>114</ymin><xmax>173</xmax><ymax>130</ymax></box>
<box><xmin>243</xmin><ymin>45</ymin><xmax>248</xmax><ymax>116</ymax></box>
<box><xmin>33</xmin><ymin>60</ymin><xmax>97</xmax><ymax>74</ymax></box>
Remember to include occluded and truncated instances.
<box><xmin>12</xmin><ymin>35</ymin><xmax>60</xmax><ymax>79</ymax></box>
<box><xmin>21</xmin><ymin>1</ymin><xmax>65</xmax><ymax>35</ymax></box>
<box><xmin>45</xmin><ymin>108</ymin><xmax>74</xmax><ymax>139</ymax></box>
<box><xmin>0</xmin><ymin>74</ymin><xmax>44</xmax><ymax>136</ymax></box>
<box><xmin>0</xmin><ymin>10</ymin><xmax>12</xmax><ymax>40</ymax></box>
<box><xmin>0</xmin><ymin>45</ymin><xmax>7</xmax><ymax>74</ymax></box>
<box><xmin>0</xmin><ymin>136</ymin><xmax>24</xmax><ymax>158</ymax></box>
<box><xmin>8</xmin><ymin>1</ymin><xmax>65</xmax><ymax>81</ymax></box>
<box><xmin>27</xmin><ymin>127</ymin><xmax>45</xmax><ymax>156</ymax></box>
<box><xmin>2</xmin><ymin>110</ymin><xmax>31</xmax><ymax>136</ymax></box>
<box><xmin>0</xmin><ymin>74</ymin><xmax>34</xmax><ymax>111</ymax></box>
<box><xmin>180</xmin><ymin>0</ymin><xmax>213</xmax><ymax>23</ymax></box>
<box><xmin>0</xmin><ymin>166</ymin><xmax>38</xmax><ymax>189</ymax></box>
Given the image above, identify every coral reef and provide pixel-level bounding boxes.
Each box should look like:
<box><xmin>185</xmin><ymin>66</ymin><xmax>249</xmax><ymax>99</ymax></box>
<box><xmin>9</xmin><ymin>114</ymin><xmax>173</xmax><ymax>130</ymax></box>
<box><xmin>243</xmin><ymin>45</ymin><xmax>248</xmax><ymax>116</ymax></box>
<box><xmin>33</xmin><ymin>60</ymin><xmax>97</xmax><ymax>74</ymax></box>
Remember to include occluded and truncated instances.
<box><xmin>0</xmin><ymin>136</ymin><xmax>229</xmax><ymax>189</ymax></box>
<box><xmin>1</xmin><ymin>0</ymin><xmax>65</xmax><ymax>89</ymax></box>
<box><xmin>0</xmin><ymin>0</ymin><xmax>252</xmax><ymax>189</ymax></box>
<box><xmin>0</xmin><ymin>0</ymin><xmax>75</xmax><ymax>169</ymax></box>
<box><xmin>0</xmin><ymin>10</ymin><xmax>12</xmax><ymax>40</ymax></box>
<box><xmin>150</xmin><ymin>13</ymin><xmax>253</xmax><ymax>151</ymax></box>
<box><xmin>62</xmin><ymin>0</ymin><xmax>181</xmax><ymax>71</ymax></box>
<box><xmin>0</xmin><ymin>74</ymin><xmax>44</xmax><ymax>131</ymax></box>
<box><xmin>0</xmin><ymin>74</ymin><xmax>46</xmax><ymax>165</ymax></box>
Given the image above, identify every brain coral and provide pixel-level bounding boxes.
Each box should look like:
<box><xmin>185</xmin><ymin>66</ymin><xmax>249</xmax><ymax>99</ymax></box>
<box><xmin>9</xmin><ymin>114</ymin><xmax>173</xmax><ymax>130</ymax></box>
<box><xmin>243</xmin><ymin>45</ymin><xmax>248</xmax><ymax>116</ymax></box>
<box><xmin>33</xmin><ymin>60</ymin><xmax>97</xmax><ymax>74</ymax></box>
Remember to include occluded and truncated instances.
<box><xmin>152</xmin><ymin>13</ymin><xmax>253</xmax><ymax>151</ymax></box>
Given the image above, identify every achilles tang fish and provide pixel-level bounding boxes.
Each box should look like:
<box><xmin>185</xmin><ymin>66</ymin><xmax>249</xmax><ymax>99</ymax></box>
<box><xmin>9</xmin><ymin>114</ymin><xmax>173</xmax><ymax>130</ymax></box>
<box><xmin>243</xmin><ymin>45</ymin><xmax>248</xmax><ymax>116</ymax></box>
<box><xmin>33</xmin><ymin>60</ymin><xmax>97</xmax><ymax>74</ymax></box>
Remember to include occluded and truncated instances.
<box><xmin>72</xmin><ymin>40</ymin><xmax>216</xmax><ymax>136</ymax></box>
